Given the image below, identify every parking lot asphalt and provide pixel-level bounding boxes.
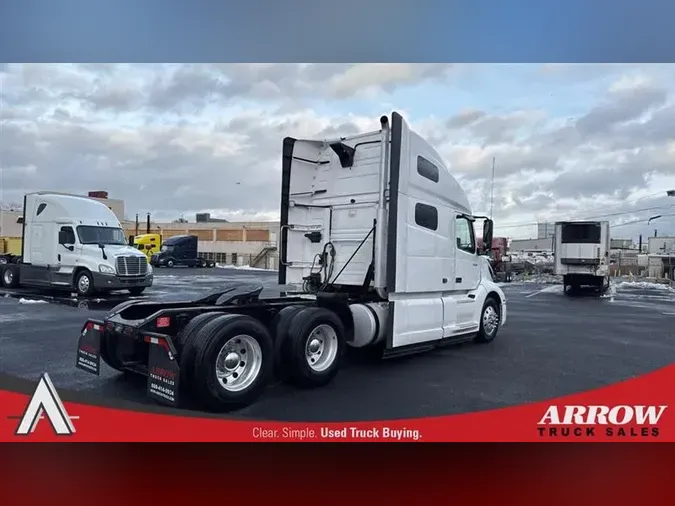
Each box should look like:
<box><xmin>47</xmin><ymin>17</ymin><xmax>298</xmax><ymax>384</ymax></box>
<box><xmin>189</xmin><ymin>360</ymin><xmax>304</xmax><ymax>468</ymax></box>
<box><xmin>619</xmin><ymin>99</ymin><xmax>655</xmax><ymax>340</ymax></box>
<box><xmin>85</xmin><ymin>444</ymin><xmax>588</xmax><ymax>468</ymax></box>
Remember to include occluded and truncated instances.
<box><xmin>1</xmin><ymin>268</ymin><xmax>674</xmax><ymax>422</ymax></box>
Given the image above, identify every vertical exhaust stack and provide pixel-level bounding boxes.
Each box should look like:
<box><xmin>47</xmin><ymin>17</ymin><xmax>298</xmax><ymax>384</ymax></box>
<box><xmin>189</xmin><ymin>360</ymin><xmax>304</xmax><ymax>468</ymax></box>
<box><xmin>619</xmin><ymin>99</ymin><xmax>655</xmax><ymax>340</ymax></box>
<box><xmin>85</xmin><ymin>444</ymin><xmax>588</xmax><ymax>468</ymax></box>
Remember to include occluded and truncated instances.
<box><xmin>146</xmin><ymin>213</ymin><xmax>151</xmax><ymax>234</ymax></box>
<box><xmin>135</xmin><ymin>214</ymin><xmax>139</xmax><ymax>236</ymax></box>
<box><xmin>374</xmin><ymin>115</ymin><xmax>390</xmax><ymax>298</ymax></box>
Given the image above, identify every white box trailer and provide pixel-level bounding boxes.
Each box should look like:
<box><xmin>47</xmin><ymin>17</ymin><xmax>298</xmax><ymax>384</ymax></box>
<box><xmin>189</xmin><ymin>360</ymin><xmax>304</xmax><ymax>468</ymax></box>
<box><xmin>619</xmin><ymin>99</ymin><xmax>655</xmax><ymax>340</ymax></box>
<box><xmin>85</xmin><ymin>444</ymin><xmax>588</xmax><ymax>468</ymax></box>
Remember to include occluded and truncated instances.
<box><xmin>75</xmin><ymin>112</ymin><xmax>508</xmax><ymax>411</ymax></box>
<box><xmin>554</xmin><ymin>220</ymin><xmax>610</xmax><ymax>295</ymax></box>
<box><xmin>0</xmin><ymin>192</ymin><xmax>153</xmax><ymax>297</ymax></box>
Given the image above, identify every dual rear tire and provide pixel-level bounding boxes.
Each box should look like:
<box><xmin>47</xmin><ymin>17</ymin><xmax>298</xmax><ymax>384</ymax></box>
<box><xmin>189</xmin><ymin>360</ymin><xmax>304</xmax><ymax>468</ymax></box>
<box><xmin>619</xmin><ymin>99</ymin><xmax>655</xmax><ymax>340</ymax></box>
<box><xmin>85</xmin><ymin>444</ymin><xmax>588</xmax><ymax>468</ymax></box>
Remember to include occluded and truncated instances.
<box><xmin>170</xmin><ymin>306</ymin><xmax>346</xmax><ymax>411</ymax></box>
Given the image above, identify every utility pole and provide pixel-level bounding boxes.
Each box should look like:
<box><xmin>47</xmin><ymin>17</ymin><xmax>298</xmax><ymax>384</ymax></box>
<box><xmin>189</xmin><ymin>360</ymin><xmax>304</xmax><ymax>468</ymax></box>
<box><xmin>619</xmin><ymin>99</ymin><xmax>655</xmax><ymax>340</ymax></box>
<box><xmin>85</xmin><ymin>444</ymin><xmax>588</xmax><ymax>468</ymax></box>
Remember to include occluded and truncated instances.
<box><xmin>489</xmin><ymin>157</ymin><xmax>495</xmax><ymax>220</ymax></box>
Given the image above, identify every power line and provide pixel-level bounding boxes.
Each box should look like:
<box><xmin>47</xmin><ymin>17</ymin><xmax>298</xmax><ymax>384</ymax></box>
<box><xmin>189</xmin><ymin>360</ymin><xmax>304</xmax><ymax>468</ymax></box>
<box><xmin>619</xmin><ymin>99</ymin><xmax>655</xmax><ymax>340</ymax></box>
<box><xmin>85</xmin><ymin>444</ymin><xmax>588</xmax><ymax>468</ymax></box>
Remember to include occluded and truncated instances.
<box><xmin>611</xmin><ymin>212</ymin><xmax>675</xmax><ymax>228</ymax></box>
<box><xmin>567</xmin><ymin>191</ymin><xmax>667</xmax><ymax>220</ymax></box>
<box><xmin>496</xmin><ymin>196</ymin><xmax>675</xmax><ymax>231</ymax></box>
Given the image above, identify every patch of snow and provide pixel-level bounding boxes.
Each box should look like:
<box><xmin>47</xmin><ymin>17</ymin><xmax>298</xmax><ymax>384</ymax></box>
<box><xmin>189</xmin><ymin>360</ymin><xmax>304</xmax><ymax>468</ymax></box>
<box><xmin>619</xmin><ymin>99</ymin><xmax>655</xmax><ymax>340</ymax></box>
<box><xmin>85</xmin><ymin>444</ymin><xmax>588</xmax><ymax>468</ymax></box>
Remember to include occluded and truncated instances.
<box><xmin>513</xmin><ymin>273</ymin><xmax>562</xmax><ymax>284</ymax></box>
<box><xmin>509</xmin><ymin>252</ymin><xmax>554</xmax><ymax>265</ymax></box>
<box><xmin>615</xmin><ymin>281</ymin><xmax>675</xmax><ymax>291</ymax></box>
<box><xmin>216</xmin><ymin>264</ymin><xmax>277</xmax><ymax>272</ymax></box>
<box><xmin>601</xmin><ymin>282</ymin><xmax>617</xmax><ymax>300</ymax></box>
<box><xmin>18</xmin><ymin>298</ymin><xmax>48</xmax><ymax>304</ymax></box>
<box><xmin>539</xmin><ymin>284</ymin><xmax>562</xmax><ymax>293</ymax></box>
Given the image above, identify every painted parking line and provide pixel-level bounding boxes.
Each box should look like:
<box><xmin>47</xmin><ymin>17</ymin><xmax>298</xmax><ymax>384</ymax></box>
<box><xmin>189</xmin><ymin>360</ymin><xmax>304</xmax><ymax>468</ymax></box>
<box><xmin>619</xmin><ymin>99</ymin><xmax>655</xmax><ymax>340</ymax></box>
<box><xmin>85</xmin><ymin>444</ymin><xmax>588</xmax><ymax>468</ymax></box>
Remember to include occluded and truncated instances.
<box><xmin>525</xmin><ymin>285</ymin><xmax>561</xmax><ymax>298</ymax></box>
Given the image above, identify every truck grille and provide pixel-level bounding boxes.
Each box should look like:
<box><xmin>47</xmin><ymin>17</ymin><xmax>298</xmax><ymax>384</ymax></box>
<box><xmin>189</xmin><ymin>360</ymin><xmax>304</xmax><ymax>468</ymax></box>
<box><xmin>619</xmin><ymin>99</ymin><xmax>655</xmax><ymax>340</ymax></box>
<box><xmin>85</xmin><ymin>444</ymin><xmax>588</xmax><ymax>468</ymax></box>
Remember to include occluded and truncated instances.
<box><xmin>116</xmin><ymin>256</ymin><xmax>148</xmax><ymax>276</ymax></box>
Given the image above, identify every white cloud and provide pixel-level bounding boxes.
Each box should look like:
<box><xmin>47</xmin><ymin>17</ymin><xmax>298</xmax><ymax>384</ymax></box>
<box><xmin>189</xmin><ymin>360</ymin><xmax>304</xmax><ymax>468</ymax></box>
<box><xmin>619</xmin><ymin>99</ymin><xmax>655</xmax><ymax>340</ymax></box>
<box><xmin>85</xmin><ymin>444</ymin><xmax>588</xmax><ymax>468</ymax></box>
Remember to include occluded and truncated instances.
<box><xmin>2</xmin><ymin>63</ymin><xmax>675</xmax><ymax>239</ymax></box>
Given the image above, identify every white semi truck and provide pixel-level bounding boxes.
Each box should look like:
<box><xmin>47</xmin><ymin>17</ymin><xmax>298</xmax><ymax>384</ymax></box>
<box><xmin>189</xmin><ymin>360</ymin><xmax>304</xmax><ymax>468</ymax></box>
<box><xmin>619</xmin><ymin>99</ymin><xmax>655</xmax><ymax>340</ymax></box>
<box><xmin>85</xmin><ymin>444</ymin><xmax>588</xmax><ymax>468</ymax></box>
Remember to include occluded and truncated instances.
<box><xmin>0</xmin><ymin>192</ymin><xmax>153</xmax><ymax>297</ymax></box>
<box><xmin>75</xmin><ymin>112</ymin><xmax>507</xmax><ymax>410</ymax></box>
<box><xmin>554</xmin><ymin>220</ymin><xmax>611</xmax><ymax>295</ymax></box>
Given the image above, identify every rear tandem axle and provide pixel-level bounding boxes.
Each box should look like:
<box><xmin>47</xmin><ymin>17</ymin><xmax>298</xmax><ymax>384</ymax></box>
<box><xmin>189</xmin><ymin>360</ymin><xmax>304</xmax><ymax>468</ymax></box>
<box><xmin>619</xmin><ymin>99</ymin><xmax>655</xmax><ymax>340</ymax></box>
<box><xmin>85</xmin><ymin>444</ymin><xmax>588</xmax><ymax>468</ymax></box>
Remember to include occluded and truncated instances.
<box><xmin>76</xmin><ymin>283</ymin><xmax>354</xmax><ymax>410</ymax></box>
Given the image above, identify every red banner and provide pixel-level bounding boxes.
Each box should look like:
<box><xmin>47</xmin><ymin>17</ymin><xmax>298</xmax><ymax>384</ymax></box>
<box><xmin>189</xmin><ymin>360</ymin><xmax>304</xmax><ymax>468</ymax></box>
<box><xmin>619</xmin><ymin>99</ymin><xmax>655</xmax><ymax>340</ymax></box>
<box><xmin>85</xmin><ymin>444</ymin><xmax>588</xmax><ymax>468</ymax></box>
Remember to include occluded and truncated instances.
<box><xmin>0</xmin><ymin>365</ymin><xmax>672</xmax><ymax>442</ymax></box>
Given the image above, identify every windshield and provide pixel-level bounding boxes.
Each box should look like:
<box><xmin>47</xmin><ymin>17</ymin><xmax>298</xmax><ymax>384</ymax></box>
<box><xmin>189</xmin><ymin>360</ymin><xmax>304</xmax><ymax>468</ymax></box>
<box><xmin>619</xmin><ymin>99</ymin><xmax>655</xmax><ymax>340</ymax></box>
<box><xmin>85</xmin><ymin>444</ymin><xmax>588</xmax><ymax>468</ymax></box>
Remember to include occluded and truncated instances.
<box><xmin>76</xmin><ymin>226</ymin><xmax>127</xmax><ymax>245</ymax></box>
<box><xmin>161</xmin><ymin>244</ymin><xmax>174</xmax><ymax>253</ymax></box>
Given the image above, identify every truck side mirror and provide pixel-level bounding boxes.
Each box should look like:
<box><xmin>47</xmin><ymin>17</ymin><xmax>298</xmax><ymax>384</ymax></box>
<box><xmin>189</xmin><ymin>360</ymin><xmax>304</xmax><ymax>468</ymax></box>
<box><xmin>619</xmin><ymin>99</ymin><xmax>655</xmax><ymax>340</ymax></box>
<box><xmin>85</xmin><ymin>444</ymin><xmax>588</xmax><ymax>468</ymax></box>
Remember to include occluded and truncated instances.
<box><xmin>482</xmin><ymin>219</ymin><xmax>494</xmax><ymax>252</ymax></box>
<box><xmin>128</xmin><ymin>235</ymin><xmax>134</xmax><ymax>245</ymax></box>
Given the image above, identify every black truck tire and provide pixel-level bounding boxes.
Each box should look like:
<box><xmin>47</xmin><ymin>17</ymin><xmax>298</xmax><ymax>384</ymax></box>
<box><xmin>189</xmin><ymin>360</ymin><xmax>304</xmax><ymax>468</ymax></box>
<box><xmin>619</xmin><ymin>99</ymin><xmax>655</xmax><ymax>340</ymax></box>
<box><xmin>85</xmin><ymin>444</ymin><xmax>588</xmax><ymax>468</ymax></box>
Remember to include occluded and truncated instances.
<box><xmin>74</xmin><ymin>269</ymin><xmax>95</xmax><ymax>297</ymax></box>
<box><xmin>166</xmin><ymin>259</ymin><xmax>175</xmax><ymax>268</ymax></box>
<box><xmin>474</xmin><ymin>296</ymin><xmax>501</xmax><ymax>344</ymax></box>
<box><xmin>189</xmin><ymin>314</ymin><xmax>274</xmax><ymax>410</ymax></box>
<box><xmin>269</xmin><ymin>305</ymin><xmax>305</xmax><ymax>378</ymax></box>
<box><xmin>177</xmin><ymin>311</ymin><xmax>226</xmax><ymax>389</ymax></box>
<box><xmin>1</xmin><ymin>264</ymin><xmax>20</xmax><ymax>288</ymax></box>
<box><xmin>100</xmin><ymin>330</ymin><xmax>125</xmax><ymax>372</ymax></box>
<box><xmin>281</xmin><ymin>307</ymin><xmax>346</xmax><ymax>388</ymax></box>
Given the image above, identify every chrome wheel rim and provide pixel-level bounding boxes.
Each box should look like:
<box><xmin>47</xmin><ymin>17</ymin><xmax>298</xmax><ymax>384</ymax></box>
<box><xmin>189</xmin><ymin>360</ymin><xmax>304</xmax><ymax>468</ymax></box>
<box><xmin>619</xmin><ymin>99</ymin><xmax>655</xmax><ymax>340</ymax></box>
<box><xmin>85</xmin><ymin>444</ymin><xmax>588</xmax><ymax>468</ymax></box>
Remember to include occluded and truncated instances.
<box><xmin>215</xmin><ymin>335</ymin><xmax>263</xmax><ymax>392</ymax></box>
<box><xmin>3</xmin><ymin>270</ymin><xmax>13</xmax><ymax>284</ymax></box>
<box><xmin>78</xmin><ymin>275</ymin><xmax>90</xmax><ymax>293</ymax></box>
<box><xmin>483</xmin><ymin>305</ymin><xmax>499</xmax><ymax>335</ymax></box>
<box><xmin>305</xmin><ymin>324</ymin><xmax>338</xmax><ymax>372</ymax></box>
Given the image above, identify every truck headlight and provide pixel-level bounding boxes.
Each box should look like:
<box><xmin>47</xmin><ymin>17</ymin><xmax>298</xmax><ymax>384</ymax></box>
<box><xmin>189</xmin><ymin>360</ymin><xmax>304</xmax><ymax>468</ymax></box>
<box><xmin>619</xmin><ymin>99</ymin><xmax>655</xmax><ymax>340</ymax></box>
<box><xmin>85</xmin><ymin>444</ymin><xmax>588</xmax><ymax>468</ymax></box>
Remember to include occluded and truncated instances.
<box><xmin>99</xmin><ymin>264</ymin><xmax>115</xmax><ymax>274</ymax></box>
<box><xmin>147</xmin><ymin>264</ymin><xmax>153</xmax><ymax>274</ymax></box>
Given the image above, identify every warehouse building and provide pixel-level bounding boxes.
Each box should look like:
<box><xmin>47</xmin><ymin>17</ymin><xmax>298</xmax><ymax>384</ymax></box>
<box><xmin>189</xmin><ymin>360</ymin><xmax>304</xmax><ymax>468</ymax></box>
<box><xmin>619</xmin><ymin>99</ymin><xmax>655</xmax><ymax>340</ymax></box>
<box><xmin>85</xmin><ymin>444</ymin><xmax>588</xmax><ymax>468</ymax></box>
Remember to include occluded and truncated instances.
<box><xmin>124</xmin><ymin>219</ymin><xmax>279</xmax><ymax>269</ymax></box>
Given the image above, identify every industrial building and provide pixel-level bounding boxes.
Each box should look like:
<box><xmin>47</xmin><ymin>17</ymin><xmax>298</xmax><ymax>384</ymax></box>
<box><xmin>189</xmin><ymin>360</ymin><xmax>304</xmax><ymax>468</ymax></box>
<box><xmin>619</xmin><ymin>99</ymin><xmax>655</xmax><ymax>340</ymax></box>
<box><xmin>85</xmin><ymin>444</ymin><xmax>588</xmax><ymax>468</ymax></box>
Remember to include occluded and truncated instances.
<box><xmin>509</xmin><ymin>237</ymin><xmax>554</xmax><ymax>253</ymax></box>
<box><xmin>508</xmin><ymin>222</ymin><xmax>556</xmax><ymax>252</ymax></box>
<box><xmin>537</xmin><ymin>222</ymin><xmax>555</xmax><ymax>239</ymax></box>
<box><xmin>0</xmin><ymin>192</ymin><xmax>280</xmax><ymax>269</ymax></box>
<box><xmin>645</xmin><ymin>236</ymin><xmax>675</xmax><ymax>279</ymax></box>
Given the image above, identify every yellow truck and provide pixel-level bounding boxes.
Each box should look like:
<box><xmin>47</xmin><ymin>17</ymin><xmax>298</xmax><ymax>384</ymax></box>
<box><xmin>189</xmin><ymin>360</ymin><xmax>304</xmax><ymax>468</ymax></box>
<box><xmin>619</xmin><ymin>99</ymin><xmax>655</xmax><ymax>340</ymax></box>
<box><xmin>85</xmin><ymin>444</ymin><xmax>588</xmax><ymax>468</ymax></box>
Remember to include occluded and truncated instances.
<box><xmin>0</xmin><ymin>237</ymin><xmax>22</xmax><ymax>263</ymax></box>
<box><xmin>132</xmin><ymin>233</ymin><xmax>161</xmax><ymax>262</ymax></box>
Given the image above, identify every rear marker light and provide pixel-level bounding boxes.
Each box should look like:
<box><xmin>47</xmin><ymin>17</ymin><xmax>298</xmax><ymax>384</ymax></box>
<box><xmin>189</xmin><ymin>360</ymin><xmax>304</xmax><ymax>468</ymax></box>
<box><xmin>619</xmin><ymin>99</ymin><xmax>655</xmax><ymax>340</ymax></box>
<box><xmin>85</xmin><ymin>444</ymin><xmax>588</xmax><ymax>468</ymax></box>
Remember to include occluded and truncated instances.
<box><xmin>143</xmin><ymin>335</ymin><xmax>174</xmax><ymax>360</ymax></box>
<box><xmin>156</xmin><ymin>316</ymin><xmax>171</xmax><ymax>328</ymax></box>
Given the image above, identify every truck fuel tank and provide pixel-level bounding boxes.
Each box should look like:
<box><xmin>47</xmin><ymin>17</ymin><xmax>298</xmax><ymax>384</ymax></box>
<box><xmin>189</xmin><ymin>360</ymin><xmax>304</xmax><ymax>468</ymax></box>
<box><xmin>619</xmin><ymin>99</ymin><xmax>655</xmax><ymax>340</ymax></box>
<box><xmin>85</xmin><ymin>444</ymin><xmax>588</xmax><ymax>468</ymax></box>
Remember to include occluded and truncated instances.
<box><xmin>348</xmin><ymin>302</ymin><xmax>388</xmax><ymax>348</ymax></box>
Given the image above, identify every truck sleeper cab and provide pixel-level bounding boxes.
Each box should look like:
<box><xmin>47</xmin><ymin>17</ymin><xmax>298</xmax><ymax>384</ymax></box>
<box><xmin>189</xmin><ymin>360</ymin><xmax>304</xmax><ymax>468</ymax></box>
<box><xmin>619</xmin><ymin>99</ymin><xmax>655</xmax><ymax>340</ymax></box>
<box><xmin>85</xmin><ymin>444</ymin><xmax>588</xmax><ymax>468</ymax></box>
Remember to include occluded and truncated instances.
<box><xmin>150</xmin><ymin>234</ymin><xmax>215</xmax><ymax>268</ymax></box>
<box><xmin>0</xmin><ymin>192</ymin><xmax>153</xmax><ymax>297</ymax></box>
<box><xmin>75</xmin><ymin>112</ymin><xmax>507</xmax><ymax>412</ymax></box>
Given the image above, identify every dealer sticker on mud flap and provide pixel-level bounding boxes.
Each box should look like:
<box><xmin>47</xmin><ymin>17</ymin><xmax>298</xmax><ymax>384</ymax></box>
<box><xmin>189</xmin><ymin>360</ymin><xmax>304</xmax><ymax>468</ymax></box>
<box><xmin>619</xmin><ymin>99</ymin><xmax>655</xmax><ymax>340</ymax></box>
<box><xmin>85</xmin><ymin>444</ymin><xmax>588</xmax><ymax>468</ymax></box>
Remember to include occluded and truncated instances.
<box><xmin>76</xmin><ymin>322</ymin><xmax>102</xmax><ymax>375</ymax></box>
<box><xmin>147</xmin><ymin>343</ymin><xmax>180</xmax><ymax>407</ymax></box>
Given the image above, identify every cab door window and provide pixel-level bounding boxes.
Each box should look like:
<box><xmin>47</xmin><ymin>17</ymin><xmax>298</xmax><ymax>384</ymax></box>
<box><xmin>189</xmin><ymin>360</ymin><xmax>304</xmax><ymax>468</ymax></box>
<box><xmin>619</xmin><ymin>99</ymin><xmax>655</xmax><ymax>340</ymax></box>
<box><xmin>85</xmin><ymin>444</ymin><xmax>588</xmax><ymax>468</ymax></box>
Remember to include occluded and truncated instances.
<box><xmin>59</xmin><ymin>226</ymin><xmax>76</xmax><ymax>245</ymax></box>
<box><xmin>455</xmin><ymin>216</ymin><xmax>475</xmax><ymax>254</ymax></box>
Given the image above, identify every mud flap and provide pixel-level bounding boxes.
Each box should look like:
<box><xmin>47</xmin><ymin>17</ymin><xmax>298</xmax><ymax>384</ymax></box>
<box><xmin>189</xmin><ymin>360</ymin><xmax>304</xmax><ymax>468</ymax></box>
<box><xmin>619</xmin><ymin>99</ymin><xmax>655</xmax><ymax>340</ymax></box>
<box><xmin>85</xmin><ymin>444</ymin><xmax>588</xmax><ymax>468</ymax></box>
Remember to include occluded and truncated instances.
<box><xmin>146</xmin><ymin>332</ymin><xmax>180</xmax><ymax>407</ymax></box>
<box><xmin>75</xmin><ymin>319</ymin><xmax>104</xmax><ymax>375</ymax></box>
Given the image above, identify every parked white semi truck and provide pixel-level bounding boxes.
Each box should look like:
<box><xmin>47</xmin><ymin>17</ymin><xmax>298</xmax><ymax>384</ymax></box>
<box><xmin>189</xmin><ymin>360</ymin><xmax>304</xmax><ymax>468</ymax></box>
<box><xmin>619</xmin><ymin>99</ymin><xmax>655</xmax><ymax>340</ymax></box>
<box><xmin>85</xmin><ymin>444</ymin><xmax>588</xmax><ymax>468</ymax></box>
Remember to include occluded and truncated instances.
<box><xmin>0</xmin><ymin>192</ymin><xmax>153</xmax><ymax>297</ymax></box>
<box><xmin>76</xmin><ymin>112</ymin><xmax>507</xmax><ymax>411</ymax></box>
<box><xmin>554</xmin><ymin>220</ymin><xmax>611</xmax><ymax>295</ymax></box>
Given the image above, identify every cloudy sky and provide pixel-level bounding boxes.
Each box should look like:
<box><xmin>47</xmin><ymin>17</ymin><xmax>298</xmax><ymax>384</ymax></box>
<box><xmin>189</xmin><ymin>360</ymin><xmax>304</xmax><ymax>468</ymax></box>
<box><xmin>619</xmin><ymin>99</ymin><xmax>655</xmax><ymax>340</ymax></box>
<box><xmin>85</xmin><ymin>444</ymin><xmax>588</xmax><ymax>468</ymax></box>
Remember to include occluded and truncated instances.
<box><xmin>2</xmin><ymin>63</ymin><xmax>675</xmax><ymax>240</ymax></box>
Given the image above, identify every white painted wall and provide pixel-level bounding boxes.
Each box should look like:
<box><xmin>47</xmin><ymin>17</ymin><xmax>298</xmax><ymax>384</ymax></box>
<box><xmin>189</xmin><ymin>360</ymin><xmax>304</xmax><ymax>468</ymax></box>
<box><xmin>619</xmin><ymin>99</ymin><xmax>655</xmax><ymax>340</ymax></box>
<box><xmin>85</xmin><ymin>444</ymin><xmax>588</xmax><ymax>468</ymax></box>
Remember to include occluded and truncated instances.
<box><xmin>648</xmin><ymin>236</ymin><xmax>675</xmax><ymax>254</ymax></box>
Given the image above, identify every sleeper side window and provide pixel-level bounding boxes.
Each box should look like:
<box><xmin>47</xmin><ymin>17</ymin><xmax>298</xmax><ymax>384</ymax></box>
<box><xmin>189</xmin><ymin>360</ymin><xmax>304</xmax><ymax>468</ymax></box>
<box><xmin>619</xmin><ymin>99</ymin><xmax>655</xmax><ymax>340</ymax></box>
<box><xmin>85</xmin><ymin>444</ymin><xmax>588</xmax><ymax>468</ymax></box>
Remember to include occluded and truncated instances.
<box><xmin>417</xmin><ymin>156</ymin><xmax>439</xmax><ymax>183</ymax></box>
<box><xmin>415</xmin><ymin>203</ymin><xmax>438</xmax><ymax>231</ymax></box>
<box><xmin>455</xmin><ymin>216</ymin><xmax>476</xmax><ymax>254</ymax></box>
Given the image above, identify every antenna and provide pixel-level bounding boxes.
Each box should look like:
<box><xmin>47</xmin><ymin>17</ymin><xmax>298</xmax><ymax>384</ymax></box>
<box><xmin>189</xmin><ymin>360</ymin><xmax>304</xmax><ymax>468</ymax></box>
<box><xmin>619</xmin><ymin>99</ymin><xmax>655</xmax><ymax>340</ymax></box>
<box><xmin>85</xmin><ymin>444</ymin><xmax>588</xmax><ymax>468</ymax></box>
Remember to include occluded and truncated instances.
<box><xmin>489</xmin><ymin>157</ymin><xmax>496</xmax><ymax>219</ymax></box>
